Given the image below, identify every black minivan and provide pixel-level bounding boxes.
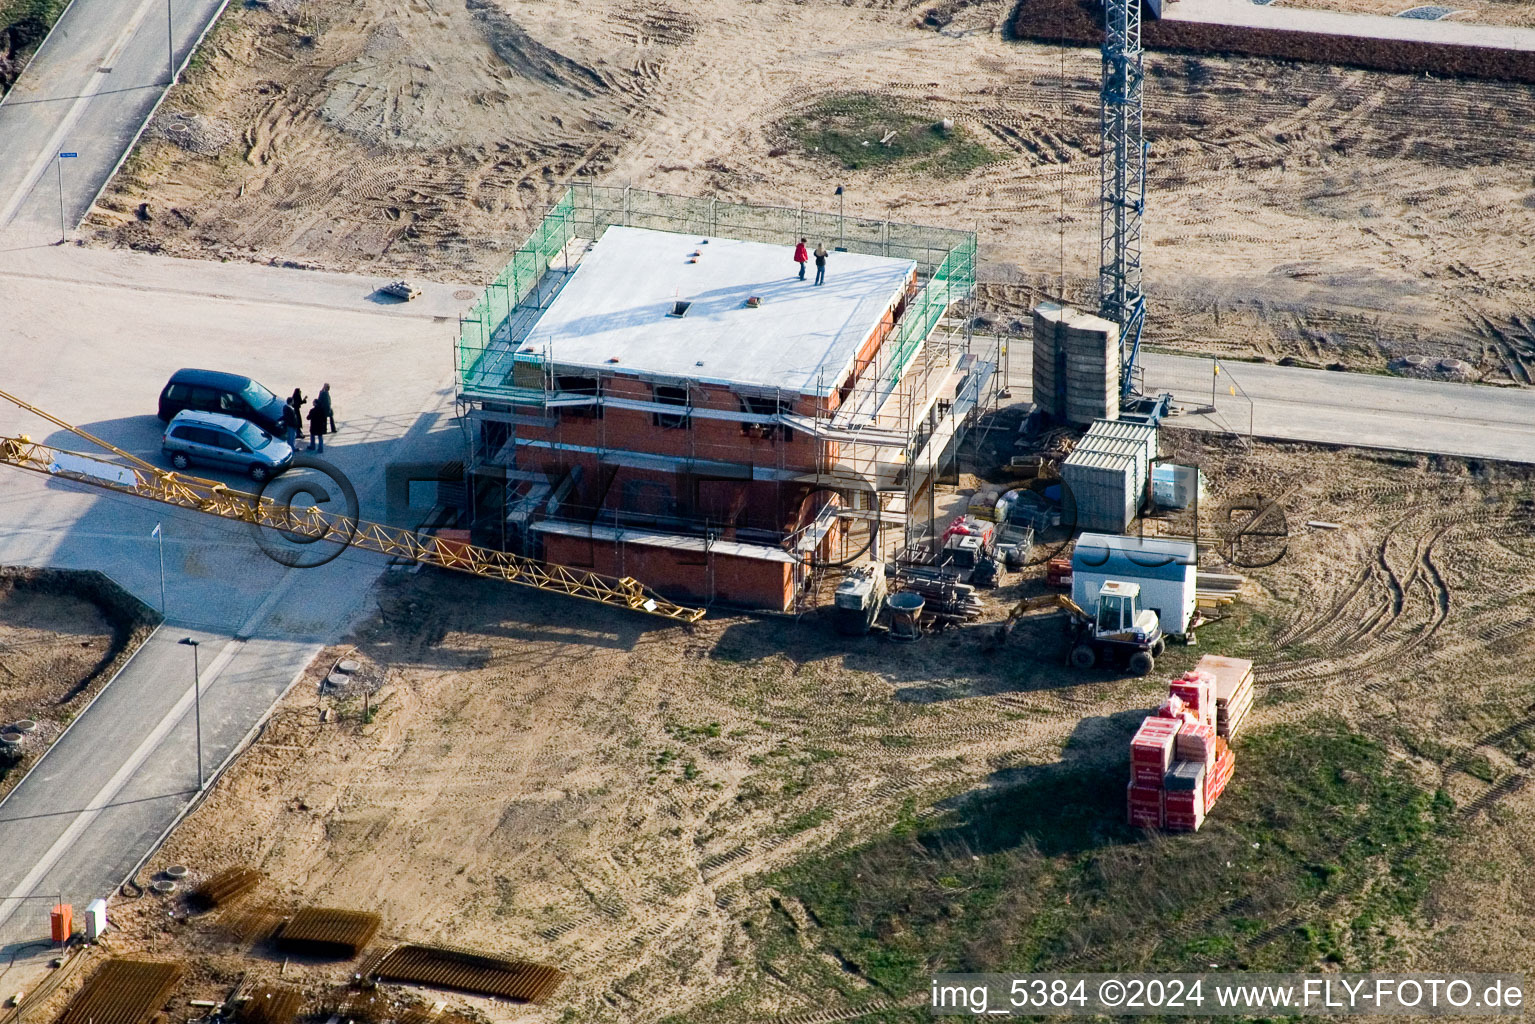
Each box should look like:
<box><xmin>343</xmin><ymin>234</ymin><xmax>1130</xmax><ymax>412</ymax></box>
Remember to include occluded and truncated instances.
<box><xmin>157</xmin><ymin>368</ymin><xmax>289</xmax><ymax>435</ymax></box>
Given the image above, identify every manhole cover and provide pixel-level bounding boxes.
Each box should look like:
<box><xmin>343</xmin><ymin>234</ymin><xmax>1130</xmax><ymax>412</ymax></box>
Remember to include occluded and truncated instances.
<box><xmin>453</xmin><ymin>289</ymin><xmax>475</xmax><ymax>300</ymax></box>
<box><xmin>326</xmin><ymin>672</ymin><xmax>350</xmax><ymax>688</ymax></box>
<box><xmin>168</xmin><ymin>122</ymin><xmax>190</xmax><ymax>134</ymax></box>
<box><xmin>164</xmin><ymin>865</ymin><xmax>189</xmax><ymax>879</ymax></box>
<box><xmin>337</xmin><ymin>659</ymin><xmax>360</xmax><ymax>674</ymax></box>
<box><xmin>152</xmin><ymin>880</ymin><xmax>177</xmax><ymax>894</ymax></box>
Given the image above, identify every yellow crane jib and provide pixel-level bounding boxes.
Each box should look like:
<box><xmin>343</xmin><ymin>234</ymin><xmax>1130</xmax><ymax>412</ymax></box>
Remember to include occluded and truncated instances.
<box><xmin>0</xmin><ymin>391</ymin><xmax>703</xmax><ymax>624</ymax></box>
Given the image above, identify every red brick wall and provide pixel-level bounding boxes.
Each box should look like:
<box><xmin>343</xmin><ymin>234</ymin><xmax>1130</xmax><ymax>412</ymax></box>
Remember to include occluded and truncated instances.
<box><xmin>513</xmin><ymin>265</ymin><xmax>917</xmax><ymax>465</ymax></box>
<box><xmin>541</xmin><ymin>533</ymin><xmax>796</xmax><ymax>610</ymax></box>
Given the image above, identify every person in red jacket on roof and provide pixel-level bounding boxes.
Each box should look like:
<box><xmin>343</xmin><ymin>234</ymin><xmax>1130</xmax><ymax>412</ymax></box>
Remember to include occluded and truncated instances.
<box><xmin>792</xmin><ymin>238</ymin><xmax>808</xmax><ymax>280</ymax></box>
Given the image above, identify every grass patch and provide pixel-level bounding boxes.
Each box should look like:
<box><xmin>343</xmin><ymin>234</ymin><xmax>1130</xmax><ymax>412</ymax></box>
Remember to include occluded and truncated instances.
<box><xmin>780</xmin><ymin>806</ymin><xmax>833</xmax><ymax>836</ymax></box>
<box><xmin>781</xmin><ymin>93</ymin><xmax>996</xmax><ymax>176</ymax></box>
<box><xmin>1462</xmin><ymin>754</ymin><xmax>1496</xmax><ymax>783</ymax></box>
<box><xmin>0</xmin><ymin>0</ymin><xmax>69</xmax><ymax>94</ymax></box>
<box><xmin>1194</xmin><ymin>603</ymin><xmax>1299</xmax><ymax>660</ymax></box>
<box><xmin>691</xmin><ymin>720</ymin><xmax>1457</xmax><ymax>1021</ymax></box>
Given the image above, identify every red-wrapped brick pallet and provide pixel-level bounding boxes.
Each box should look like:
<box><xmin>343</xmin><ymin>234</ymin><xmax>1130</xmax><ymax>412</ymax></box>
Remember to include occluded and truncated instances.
<box><xmin>1164</xmin><ymin>760</ymin><xmax>1207</xmax><ymax>832</ymax></box>
<box><xmin>1127</xmin><ymin>780</ymin><xmax>1164</xmax><ymax>829</ymax></box>
<box><xmin>1130</xmin><ymin>716</ymin><xmax>1180</xmax><ymax>788</ymax></box>
<box><xmin>1205</xmin><ymin>744</ymin><xmax>1237</xmax><ymax>812</ymax></box>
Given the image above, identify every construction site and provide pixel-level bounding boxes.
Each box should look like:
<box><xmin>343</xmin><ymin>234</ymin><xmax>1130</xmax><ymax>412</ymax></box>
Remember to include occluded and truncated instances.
<box><xmin>454</xmin><ymin>183</ymin><xmax>994</xmax><ymax>611</ymax></box>
<box><xmin>1</xmin><ymin>0</ymin><xmax>1534</xmax><ymax>1020</ymax></box>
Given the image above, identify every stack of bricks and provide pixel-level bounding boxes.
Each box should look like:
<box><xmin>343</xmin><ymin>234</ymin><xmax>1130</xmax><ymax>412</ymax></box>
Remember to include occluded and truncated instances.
<box><xmin>1125</xmin><ymin>667</ymin><xmax>1241</xmax><ymax>832</ymax></box>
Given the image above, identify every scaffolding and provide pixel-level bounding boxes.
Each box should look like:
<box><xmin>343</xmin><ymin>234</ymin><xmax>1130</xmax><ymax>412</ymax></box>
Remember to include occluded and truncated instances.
<box><xmin>453</xmin><ymin>185</ymin><xmax>995</xmax><ymax>601</ymax></box>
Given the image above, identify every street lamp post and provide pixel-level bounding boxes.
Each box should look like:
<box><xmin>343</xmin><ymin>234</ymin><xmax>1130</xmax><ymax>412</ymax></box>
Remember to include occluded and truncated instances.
<box><xmin>179</xmin><ymin>637</ymin><xmax>203</xmax><ymax>791</ymax></box>
<box><xmin>152</xmin><ymin>522</ymin><xmax>165</xmax><ymax>619</ymax></box>
<box><xmin>834</xmin><ymin>185</ymin><xmax>844</xmax><ymax>251</ymax></box>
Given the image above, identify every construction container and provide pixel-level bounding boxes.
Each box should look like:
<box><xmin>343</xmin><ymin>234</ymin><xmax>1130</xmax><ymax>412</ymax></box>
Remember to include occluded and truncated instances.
<box><xmin>1130</xmin><ymin>716</ymin><xmax>1180</xmax><ymax>787</ymax></box>
<box><xmin>1073</xmin><ymin>434</ymin><xmax>1146</xmax><ymax>499</ymax></box>
<box><xmin>1126</xmin><ymin>780</ymin><xmax>1164</xmax><ymax>829</ymax></box>
<box><xmin>1089</xmin><ymin>417</ymin><xmax>1158</xmax><ymax>472</ymax></box>
<box><xmin>1062</xmin><ymin>449</ymin><xmax>1138</xmax><ymax>532</ymax></box>
<box><xmin>84</xmin><ymin>899</ymin><xmax>108</xmax><ymax>941</ymax></box>
<box><xmin>50</xmin><ymin>904</ymin><xmax>72</xmax><ymax>943</ymax></box>
<box><xmin>1083</xmin><ymin>418</ymin><xmax>1157</xmax><ymax>504</ymax></box>
<box><xmin>1071</xmin><ymin>533</ymin><xmax>1198</xmax><ymax>636</ymax></box>
<box><xmin>1196</xmin><ymin>654</ymin><xmax>1255</xmax><ymax>739</ymax></box>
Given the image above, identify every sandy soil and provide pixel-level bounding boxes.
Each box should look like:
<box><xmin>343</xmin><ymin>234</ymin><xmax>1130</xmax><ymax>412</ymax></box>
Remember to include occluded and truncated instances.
<box><xmin>85</xmin><ymin>0</ymin><xmax>1535</xmax><ymax>381</ymax></box>
<box><xmin>60</xmin><ymin>433</ymin><xmax>1530</xmax><ymax>1022</ymax></box>
<box><xmin>0</xmin><ymin>572</ymin><xmax>118</xmax><ymax>798</ymax></box>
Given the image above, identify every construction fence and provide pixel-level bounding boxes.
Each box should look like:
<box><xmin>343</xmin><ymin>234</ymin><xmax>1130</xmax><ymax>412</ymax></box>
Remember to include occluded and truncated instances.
<box><xmin>456</xmin><ymin>184</ymin><xmax>977</xmax><ymax>403</ymax></box>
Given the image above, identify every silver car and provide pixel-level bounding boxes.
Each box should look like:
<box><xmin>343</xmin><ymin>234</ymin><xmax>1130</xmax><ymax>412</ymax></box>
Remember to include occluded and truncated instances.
<box><xmin>162</xmin><ymin>410</ymin><xmax>294</xmax><ymax>482</ymax></box>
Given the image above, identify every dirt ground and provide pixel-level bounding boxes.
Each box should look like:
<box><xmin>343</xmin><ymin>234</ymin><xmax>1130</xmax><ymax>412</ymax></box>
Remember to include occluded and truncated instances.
<box><xmin>0</xmin><ymin>569</ymin><xmax>135</xmax><ymax>798</ymax></box>
<box><xmin>65</xmin><ymin>432</ymin><xmax>1530</xmax><ymax>1022</ymax></box>
<box><xmin>84</xmin><ymin>0</ymin><xmax>1535</xmax><ymax>382</ymax></box>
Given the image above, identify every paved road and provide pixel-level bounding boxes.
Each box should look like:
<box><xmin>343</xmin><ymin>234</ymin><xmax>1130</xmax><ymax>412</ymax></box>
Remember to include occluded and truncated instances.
<box><xmin>1003</xmin><ymin>343</ymin><xmax>1535</xmax><ymax>465</ymax></box>
<box><xmin>0</xmin><ymin>246</ymin><xmax>473</xmax><ymax>959</ymax></box>
<box><xmin>0</xmin><ymin>0</ymin><xmax>228</xmax><ymax>245</ymax></box>
<box><xmin>1161</xmin><ymin>0</ymin><xmax>1535</xmax><ymax>51</ymax></box>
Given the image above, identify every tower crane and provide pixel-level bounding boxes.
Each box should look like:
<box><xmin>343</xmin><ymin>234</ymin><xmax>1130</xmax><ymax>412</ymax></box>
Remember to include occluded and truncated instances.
<box><xmin>0</xmin><ymin>389</ymin><xmax>704</xmax><ymax>624</ymax></box>
<box><xmin>1100</xmin><ymin>0</ymin><xmax>1148</xmax><ymax>399</ymax></box>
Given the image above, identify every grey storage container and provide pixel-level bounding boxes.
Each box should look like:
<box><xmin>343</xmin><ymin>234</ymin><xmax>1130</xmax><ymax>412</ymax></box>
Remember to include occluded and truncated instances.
<box><xmin>1061</xmin><ymin>448</ymin><xmax>1138</xmax><ymax>532</ymax></box>
<box><xmin>1089</xmin><ymin>418</ymin><xmax>1158</xmax><ymax>476</ymax></box>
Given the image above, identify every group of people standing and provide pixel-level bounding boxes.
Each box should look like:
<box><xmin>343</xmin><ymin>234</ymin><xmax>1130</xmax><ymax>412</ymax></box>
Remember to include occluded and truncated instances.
<box><xmin>281</xmin><ymin>383</ymin><xmax>336</xmax><ymax>453</ymax></box>
<box><xmin>792</xmin><ymin>238</ymin><xmax>830</xmax><ymax>285</ymax></box>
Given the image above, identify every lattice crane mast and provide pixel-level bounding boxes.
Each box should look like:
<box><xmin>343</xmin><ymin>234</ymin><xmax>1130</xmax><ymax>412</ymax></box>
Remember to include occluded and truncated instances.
<box><xmin>0</xmin><ymin>389</ymin><xmax>704</xmax><ymax>624</ymax></box>
<box><xmin>1100</xmin><ymin>0</ymin><xmax>1149</xmax><ymax>398</ymax></box>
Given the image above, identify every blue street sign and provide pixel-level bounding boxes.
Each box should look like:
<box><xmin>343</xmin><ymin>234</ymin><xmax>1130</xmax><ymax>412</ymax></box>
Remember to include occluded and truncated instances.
<box><xmin>59</xmin><ymin>152</ymin><xmax>77</xmax><ymax>158</ymax></box>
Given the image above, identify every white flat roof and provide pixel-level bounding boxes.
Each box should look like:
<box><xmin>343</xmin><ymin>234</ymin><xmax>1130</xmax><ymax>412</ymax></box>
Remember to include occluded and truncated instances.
<box><xmin>514</xmin><ymin>225</ymin><xmax>916</xmax><ymax>397</ymax></box>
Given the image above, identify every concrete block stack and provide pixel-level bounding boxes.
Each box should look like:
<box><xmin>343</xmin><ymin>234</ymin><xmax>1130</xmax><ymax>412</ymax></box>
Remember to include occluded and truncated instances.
<box><xmin>1125</xmin><ymin>666</ymin><xmax>1244</xmax><ymax>832</ymax></box>
<box><xmin>1031</xmin><ymin>302</ymin><xmax>1120</xmax><ymax>426</ymax></box>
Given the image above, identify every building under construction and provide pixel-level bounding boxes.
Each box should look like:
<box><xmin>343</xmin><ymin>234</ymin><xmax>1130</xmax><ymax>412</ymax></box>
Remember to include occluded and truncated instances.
<box><xmin>455</xmin><ymin>184</ymin><xmax>996</xmax><ymax>612</ymax></box>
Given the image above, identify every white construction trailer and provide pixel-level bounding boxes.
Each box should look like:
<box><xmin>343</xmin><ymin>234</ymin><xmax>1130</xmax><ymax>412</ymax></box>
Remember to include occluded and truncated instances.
<box><xmin>1070</xmin><ymin>532</ymin><xmax>1198</xmax><ymax>636</ymax></box>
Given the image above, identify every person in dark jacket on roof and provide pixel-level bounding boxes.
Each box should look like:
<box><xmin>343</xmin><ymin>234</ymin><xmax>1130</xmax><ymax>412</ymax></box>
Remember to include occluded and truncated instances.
<box><xmin>814</xmin><ymin>244</ymin><xmax>828</xmax><ymax>286</ymax></box>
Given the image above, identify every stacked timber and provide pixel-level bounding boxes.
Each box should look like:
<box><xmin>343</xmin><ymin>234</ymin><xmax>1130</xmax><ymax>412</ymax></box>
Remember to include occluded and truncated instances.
<box><xmin>1194</xmin><ymin>654</ymin><xmax>1255</xmax><ymax>739</ymax></box>
<box><xmin>1196</xmin><ymin>571</ymin><xmax>1244</xmax><ymax>610</ymax></box>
